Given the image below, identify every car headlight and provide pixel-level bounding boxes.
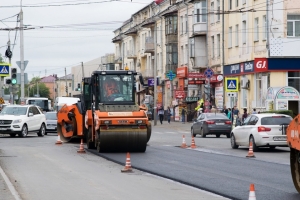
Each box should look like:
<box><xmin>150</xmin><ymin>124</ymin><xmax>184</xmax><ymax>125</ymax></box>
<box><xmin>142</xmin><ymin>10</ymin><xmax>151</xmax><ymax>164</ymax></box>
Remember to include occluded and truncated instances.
<box><xmin>13</xmin><ymin>119</ymin><xmax>22</xmax><ymax>124</ymax></box>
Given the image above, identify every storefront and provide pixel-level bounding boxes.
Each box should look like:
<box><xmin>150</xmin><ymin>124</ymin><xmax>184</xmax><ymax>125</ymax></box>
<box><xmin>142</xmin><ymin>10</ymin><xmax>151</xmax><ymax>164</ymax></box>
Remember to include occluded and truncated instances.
<box><xmin>266</xmin><ymin>86</ymin><xmax>300</xmax><ymax>113</ymax></box>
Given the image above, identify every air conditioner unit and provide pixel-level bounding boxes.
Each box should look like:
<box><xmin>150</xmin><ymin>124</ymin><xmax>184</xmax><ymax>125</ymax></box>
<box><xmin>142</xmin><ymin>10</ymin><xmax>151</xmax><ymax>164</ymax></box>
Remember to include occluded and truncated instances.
<box><xmin>241</xmin><ymin>79</ymin><xmax>250</xmax><ymax>90</ymax></box>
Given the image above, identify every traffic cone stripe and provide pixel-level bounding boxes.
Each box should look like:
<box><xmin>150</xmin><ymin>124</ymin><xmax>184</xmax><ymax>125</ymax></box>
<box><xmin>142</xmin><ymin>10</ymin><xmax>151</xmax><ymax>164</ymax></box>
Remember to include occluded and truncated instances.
<box><xmin>246</xmin><ymin>142</ymin><xmax>256</xmax><ymax>158</ymax></box>
<box><xmin>248</xmin><ymin>183</ymin><xmax>256</xmax><ymax>200</ymax></box>
<box><xmin>121</xmin><ymin>152</ymin><xmax>133</xmax><ymax>172</ymax></box>
<box><xmin>190</xmin><ymin>136</ymin><xmax>196</xmax><ymax>149</ymax></box>
<box><xmin>55</xmin><ymin>134</ymin><xmax>62</xmax><ymax>145</ymax></box>
<box><xmin>181</xmin><ymin>135</ymin><xmax>188</xmax><ymax>148</ymax></box>
<box><xmin>77</xmin><ymin>139</ymin><xmax>86</xmax><ymax>153</ymax></box>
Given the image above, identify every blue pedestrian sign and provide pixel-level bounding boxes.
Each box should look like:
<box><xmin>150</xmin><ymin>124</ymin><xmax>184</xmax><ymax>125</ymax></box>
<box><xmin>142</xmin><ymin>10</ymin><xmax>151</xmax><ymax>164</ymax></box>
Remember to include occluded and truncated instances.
<box><xmin>0</xmin><ymin>64</ymin><xmax>10</xmax><ymax>77</ymax></box>
<box><xmin>225</xmin><ymin>77</ymin><xmax>239</xmax><ymax>92</ymax></box>
<box><xmin>204</xmin><ymin>68</ymin><xmax>214</xmax><ymax>78</ymax></box>
<box><xmin>166</xmin><ymin>70</ymin><xmax>176</xmax><ymax>81</ymax></box>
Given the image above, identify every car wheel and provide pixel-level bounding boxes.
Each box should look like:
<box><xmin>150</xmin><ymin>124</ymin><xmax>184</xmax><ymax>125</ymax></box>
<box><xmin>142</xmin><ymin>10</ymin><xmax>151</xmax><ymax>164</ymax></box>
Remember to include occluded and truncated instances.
<box><xmin>250</xmin><ymin>136</ymin><xmax>258</xmax><ymax>152</ymax></box>
<box><xmin>10</xmin><ymin>134</ymin><xmax>16</xmax><ymax>137</ymax></box>
<box><xmin>86</xmin><ymin>127</ymin><xmax>96</xmax><ymax>149</ymax></box>
<box><xmin>19</xmin><ymin>125</ymin><xmax>28</xmax><ymax>138</ymax></box>
<box><xmin>216</xmin><ymin>134</ymin><xmax>220</xmax><ymax>138</ymax></box>
<box><xmin>201</xmin><ymin>128</ymin><xmax>206</xmax><ymax>138</ymax></box>
<box><xmin>191</xmin><ymin>128</ymin><xmax>196</xmax><ymax>137</ymax></box>
<box><xmin>37</xmin><ymin>124</ymin><xmax>46</xmax><ymax>137</ymax></box>
<box><xmin>230</xmin><ymin>133</ymin><xmax>239</xmax><ymax>149</ymax></box>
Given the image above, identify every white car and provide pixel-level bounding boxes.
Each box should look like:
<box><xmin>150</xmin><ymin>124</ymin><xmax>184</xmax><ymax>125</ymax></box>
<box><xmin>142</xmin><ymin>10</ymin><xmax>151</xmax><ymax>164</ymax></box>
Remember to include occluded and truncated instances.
<box><xmin>230</xmin><ymin>113</ymin><xmax>292</xmax><ymax>151</ymax></box>
<box><xmin>0</xmin><ymin>105</ymin><xmax>47</xmax><ymax>137</ymax></box>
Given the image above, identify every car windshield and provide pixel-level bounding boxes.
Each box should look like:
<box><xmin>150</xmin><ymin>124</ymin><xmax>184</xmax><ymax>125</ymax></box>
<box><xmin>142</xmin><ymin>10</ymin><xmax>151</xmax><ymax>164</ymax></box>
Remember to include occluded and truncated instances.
<box><xmin>261</xmin><ymin>116</ymin><xmax>292</xmax><ymax>125</ymax></box>
<box><xmin>45</xmin><ymin>112</ymin><xmax>57</xmax><ymax>120</ymax></box>
<box><xmin>0</xmin><ymin>107</ymin><xmax>27</xmax><ymax>115</ymax></box>
<box><xmin>206</xmin><ymin>113</ymin><xmax>228</xmax><ymax>119</ymax></box>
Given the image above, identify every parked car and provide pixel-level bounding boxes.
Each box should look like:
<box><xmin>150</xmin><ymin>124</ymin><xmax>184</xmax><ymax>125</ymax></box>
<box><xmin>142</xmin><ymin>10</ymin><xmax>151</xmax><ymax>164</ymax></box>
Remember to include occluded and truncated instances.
<box><xmin>0</xmin><ymin>105</ymin><xmax>46</xmax><ymax>137</ymax></box>
<box><xmin>191</xmin><ymin>113</ymin><xmax>232</xmax><ymax>138</ymax></box>
<box><xmin>230</xmin><ymin>113</ymin><xmax>292</xmax><ymax>151</ymax></box>
<box><xmin>45</xmin><ymin>111</ymin><xmax>57</xmax><ymax>135</ymax></box>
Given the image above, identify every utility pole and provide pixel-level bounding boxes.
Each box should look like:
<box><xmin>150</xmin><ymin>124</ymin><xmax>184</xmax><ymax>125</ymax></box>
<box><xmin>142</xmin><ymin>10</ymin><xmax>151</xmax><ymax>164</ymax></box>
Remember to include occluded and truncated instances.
<box><xmin>36</xmin><ymin>78</ymin><xmax>39</xmax><ymax>97</ymax></box>
<box><xmin>153</xmin><ymin>26</ymin><xmax>157</xmax><ymax>126</ymax></box>
<box><xmin>8</xmin><ymin>40</ymin><xmax>13</xmax><ymax>103</ymax></box>
<box><xmin>20</xmin><ymin>4</ymin><xmax>25</xmax><ymax>104</ymax></box>
<box><xmin>65</xmin><ymin>68</ymin><xmax>68</xmax><ymax>97</ymax></box>
<box><xmin>81</xmin><ymin>62</ymin><xmax>85</xmax><ymax>78</ymax></box>
<box><xmin>222</xmin><ymin>0</ymin><xmax>225</xmax><ymax>108</ymax></box>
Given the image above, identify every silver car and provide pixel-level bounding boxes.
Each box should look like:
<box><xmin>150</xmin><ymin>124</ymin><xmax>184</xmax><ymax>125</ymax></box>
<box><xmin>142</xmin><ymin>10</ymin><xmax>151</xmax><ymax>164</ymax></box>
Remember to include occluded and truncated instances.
<box><xmin>191</xmin><ymin>113</ymin><xmax>232</xmax><ymax>138</ymax></box>
<box><xmin>45</xmin><ymin>111</ymin><xmax>57</xmax><ymax>135</ymax></box>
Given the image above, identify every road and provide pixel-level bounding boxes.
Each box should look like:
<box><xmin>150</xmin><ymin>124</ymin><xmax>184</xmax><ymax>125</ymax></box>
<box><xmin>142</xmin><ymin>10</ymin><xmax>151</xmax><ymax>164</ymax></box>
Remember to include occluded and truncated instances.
<box><xmin>0</xmin><ymin>121</ymin><xmax>299</xmax><ymax>200</ymax></box>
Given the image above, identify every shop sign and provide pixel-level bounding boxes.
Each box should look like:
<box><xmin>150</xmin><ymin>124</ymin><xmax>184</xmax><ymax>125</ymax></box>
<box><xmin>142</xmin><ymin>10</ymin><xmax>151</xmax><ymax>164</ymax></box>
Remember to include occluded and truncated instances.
<box><xmin>185</xmin><ymin>97</ymin><xmax>199</xmax><ymax>102</ymax></box>
<box><xmin>188</xmin><ymin>80</ymin><xmax>205</xmax><ymax>85</ymax></box>
<box><xmin>175</xmin><ymin>90</ymin><xmax>186</xmax><ymax>99</ymax></box>
<box><xmin>148</xmin><ymin>78</ymin><xmax>159</xmax><ymax>86</ymax></box>
<box><xmin>276</xmin><ymin>87</ymin><xmax>300</xmax><ymax>100</ymax></box>
<box><xmin>188</xmin><ymin>73</ymin><xmax>205</xmax><ymax>78</ymax></box>
<box><xmin>176</xmin><ymin>66</ymin><xmax>187</xmax><ymax>78</ymax></box>
<box><xmin>266</xmin><ymin>87</ymin><xmax>274</xmax><ymax>100</ymax></box>
<box><xmin>224</xmin><ymin>61</ymin><xmax>255</xmax><ymax>76</ymax></box>
<box><xmin>254</xmin><ymin>58</ymin><xmax>268</xmax><ymax>72</ymax></box>
<box><xmin>277</xmin><ymin>101</ymin><xmax>288</xmax><ymax>110</ymax></box>
<box><xmin>187</xmin><ymin>84</ymin><xmax>198</xmax><ymax>89</ymax></box>
<box><xmin>240</xmin><ymin>62</ymin><xmax>254</xmax><ymax>73</ymax></box>
<box><xmin>208</xmin><ymin>74</ymin><xmax>223</xmax><ymax>83</ymax></box>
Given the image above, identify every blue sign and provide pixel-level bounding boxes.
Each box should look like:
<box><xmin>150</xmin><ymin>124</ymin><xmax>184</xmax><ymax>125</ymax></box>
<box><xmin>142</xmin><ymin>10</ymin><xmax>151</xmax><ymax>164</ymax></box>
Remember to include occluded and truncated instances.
<box><xmin>147</xmin><ymin>78</ymin><xmax>159</xmax><ymax>86</ymax></box>
<box><xmin>204</xmin><ymin>68</ymin><xmax>214</xmax><ymax>78</ymax></box>
<box><xmin>225</xmin><ymin>77</ymin><xmax>238</xmax><ymax>92</ymax></box>
<box><xmin>224</xmin><ymin>61</ymin><xmax>254</xmax><ymax>76</ymax></box>
<box><xmin>268</xmin><ymin>58</ymin><xmax>300</xmax><ymax>70</ymax></box>
<box><xmin>0</xmin><ymin>64</ymin><xmax>10</xmax><ymax>77</ymax></box>
<box><xmin>166</xmin><ymin>70</ymin><xmax>176</xmax><ymax>81</ymax></box>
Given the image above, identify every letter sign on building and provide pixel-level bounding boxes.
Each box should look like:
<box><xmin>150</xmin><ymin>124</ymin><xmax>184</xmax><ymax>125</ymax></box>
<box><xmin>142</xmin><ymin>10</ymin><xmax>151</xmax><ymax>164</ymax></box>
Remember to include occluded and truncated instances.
<box><xmin>254</xmin><ymin>58</ymin><xmax>268</xmax><ymax>72</ymax></box>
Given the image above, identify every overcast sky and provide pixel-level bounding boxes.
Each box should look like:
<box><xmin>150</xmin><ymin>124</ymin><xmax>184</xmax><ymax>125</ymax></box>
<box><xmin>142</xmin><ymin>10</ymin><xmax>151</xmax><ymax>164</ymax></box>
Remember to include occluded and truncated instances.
<box><xmin>0</xmin><ymin>0</ymin><xmax>152</xmax><ymax>80</ymax></box>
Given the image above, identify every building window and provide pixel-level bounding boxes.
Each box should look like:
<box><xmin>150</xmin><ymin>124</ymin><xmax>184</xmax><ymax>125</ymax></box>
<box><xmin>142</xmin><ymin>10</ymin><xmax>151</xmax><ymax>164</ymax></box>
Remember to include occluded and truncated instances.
<box><xmin>211</xmin><ymin>36</ymin><xmax>215</xmax><ymax>58</ymax></box>
<box><xmin>189</xmin><ymin>38</ymin><xmax>195</xmax><ymax>57</ymax></box>
<box><xmin>288</xmin><ymin>72</ymin><xmax>300</xmax><ymax>94</ymax></box>
<box><xmin>69</xmin><ymin>83</ymin><xmax>71</xmax><ymax>87</ymax></box>
<box><xmin>263</xmin><ymin>15</ymin><xmax>267</xmax><ymax>40</ymax></box>
<box><xmin>181</xmin><ymin>16</ymin><xmax>184</xmax><ymax>34</ymax></box>
<box><xmin>185</xmin><ymin>14</ymin><xmax>188</xmax><ymax>33</ymax></box>
<box><xmin>166</xmin><ymin>44</ymin><xmax>178</xmax><ymax>65</ymax></box>
<box><xmin>217</xmin><ymin>0</ymin><xmax>220</xmax><ymax>21</ymax></box>
<box><xmin>157</xmin><ymin>26</ymin><xmax>161</xmax><ymax>44</ymax></box>
<box><xmin>185</xmin><ymin>44</ymin><xmax>188</xmax><ymax>64</ymax></box>
<box><xmin>242</xmin><ymin>20</ymin><xmax>246</xmax><ymax>44</ymax></box>
<box><xmin>235</xmin><ymin>24</ymin><xmax>239</xmax><ymax>46</ymax></box>
<box><xmin>229</xmin><ymin>0</ymin><xmax>232</xmax><ymax>10</ymax></box>
<box><xmin>287</xmin><ymin>15</ymin><xmax>300</xmax><ymax>37</ymax></box>
<box><xmin>211</xmin><ymin>2</ymin><xmax>214</xmax><ymax>24</ymax></box>
<box><xmin>254</xmin><ymin>17</ymin><xmax>259</xmax><ymax>41</ymax></box>
<box><xmin>165</xmin><ymin>16</ymin><xmax>178</xmax><ymax>35</ymax></box>
<box><xmin>228</xmin><ymin>27</ymin><xmax>232</xmax><ymax>48</ymax></box>
<box><xmin>242</xmin><ymin>0</ymin><xmax>246</xmax><ymax>4</ymax></box>
<box><xmin>69</xmin><ymin>93</ymin><xmax>71</xmax><ymax>97</ymax></box>
<box><xmin>241</xmin><ymin>76</ymin><xmax>247</xmax><ymax>108</ymax></box>
<box><xmin>236</xmin><ymin>0</ymin><xmax>238</xmax><ymax>7</ymax></box>
<box><xmin>181</xmin><ymin>45</ymin><xmax>184</xmax><ymax>65</ymax></box>
<box><xmin>194</xmin><ymin>0</ymin><xmax>207</xmax><ymax>23</ymax></box>
<box><xmin>217</xmin><ymin>34</ymin><xmax>220</xmax><ymax>57</ymax></box>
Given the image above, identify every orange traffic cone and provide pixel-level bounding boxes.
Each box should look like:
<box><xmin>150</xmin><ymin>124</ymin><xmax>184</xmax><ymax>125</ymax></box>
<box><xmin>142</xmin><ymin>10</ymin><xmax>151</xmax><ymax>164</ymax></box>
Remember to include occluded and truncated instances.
<box><xmin>246</xmin><ymin>142</ymin><xmax>256</xmax><ymax>158</ymax></box>
<box><xmin>190</xmin><ymin>136</ymin><xmax>196</xmax><ymax>149</ymax></box>
<box><xmin>55</xmin><ymin>134</ymin><xmax>62</xmax><ymax>145</ymax></box>
<box><xmin>248</xmin><ymin>184</ymin><xmax>256</xmax><ymax>200</ymax></box>
<box><xmin>77</xmin><ymin>139</ymin><xmax>86</xmax><ymax>153</ymax></box>
<box><xmin>121</xmin><ymin>152</ymin><xmax>133</xmax><ymax>172</ymax></box>
<box><xmin>181</xmin><ymin>135</ymin><xmax>188</xmax><ymax>148</ymax></box>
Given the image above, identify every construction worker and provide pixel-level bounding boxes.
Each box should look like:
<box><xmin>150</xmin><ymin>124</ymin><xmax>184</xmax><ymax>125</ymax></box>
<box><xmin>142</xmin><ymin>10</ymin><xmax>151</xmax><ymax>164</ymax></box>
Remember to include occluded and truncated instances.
<box><xmin>103</xmin><ymin>78</ymin><xmax>122</xmax><ymax>101</ymax></box>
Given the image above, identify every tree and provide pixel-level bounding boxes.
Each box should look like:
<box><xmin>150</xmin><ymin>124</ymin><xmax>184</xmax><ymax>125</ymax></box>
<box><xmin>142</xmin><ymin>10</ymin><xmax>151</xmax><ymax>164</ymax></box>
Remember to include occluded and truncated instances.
<box><xmin>28</xmin><ymin>82</ymin><xmax>50</xmax><ymax>98</ymax></box>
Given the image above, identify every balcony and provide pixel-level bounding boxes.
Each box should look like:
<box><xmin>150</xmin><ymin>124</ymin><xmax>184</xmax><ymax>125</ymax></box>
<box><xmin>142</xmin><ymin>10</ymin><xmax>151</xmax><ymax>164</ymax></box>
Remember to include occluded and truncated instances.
<box><xmin>145</xmin><ymin>37</ymin><xmax>154</xmax><ymax>53</ymax></box>
<box><xmin>112</xmin><ymin>35</ymin><xmax>122</xmax><ymax>43</ymax></box>
<box><xmin>115</xmin><ymin>57</ymin><xmax>122</xmax><ymax>64</ymax></box>
<box><xmin>192</xmin><ymin>23</ymin><xmax>207</xmax><ymax>36</ymax></box>
<box><xmin>140</xmin><ymin>68</ymin><xmax>153</xmax><ymax>78</ymax></box>
<box><xmin>127</xmin><ymin>50</ymin><xmax>137</xmax><ymax>59</ymax></box>
<box><xmin>166</xmin><ymin>64</ymin><xmax>177</xmax><ymax>73</ymax></box>
<box><xmin>166</xmin><ymin>34</ymin><xmax>178</xmax><ymax>44</ymax></box>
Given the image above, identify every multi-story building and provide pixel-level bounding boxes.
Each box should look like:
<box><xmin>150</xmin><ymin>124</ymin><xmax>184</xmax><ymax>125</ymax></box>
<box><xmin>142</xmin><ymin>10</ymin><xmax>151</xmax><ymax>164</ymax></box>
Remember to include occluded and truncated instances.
<box><xmin>55</xmin><ymin>74</ymin><xmax>73</xmax><ymax>97</ymax></box>
<box><xmin>40</xmin><ymin>75</ymin><xmax>57</xmax><ymax>101</ymax></box>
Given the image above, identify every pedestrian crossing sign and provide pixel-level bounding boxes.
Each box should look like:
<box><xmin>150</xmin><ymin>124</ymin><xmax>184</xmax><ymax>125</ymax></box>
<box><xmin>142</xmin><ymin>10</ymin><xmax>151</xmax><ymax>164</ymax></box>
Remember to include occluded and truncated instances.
<box><xmin>225</xmin><ymin>77</ymin><xmax>239</xmax><ymax>92</ymax></box>
<box><xmin>0</xmin><ymin>64</ymin><xmax>10</xmax><ymax>77</ymax></box>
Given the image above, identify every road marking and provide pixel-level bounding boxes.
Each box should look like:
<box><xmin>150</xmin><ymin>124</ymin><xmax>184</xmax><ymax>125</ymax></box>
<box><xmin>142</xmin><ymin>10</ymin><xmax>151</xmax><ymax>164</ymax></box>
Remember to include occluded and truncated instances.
<box><xmin>0</xmin><ymin>165</ymin><xmax>22</xmax><ymax>200</ymax></box>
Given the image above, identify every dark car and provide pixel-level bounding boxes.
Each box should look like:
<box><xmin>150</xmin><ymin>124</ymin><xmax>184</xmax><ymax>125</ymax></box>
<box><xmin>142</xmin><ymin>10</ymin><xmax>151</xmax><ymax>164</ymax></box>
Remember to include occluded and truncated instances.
<box><xmin>45</xmin><ymin>111</ymin><xmax>57</xmax><ymax>135</ymax></box>
<box><xmin>191</xmin><ymin>113</ymin><xmax>232</xmax><ymax>138</ymax></box>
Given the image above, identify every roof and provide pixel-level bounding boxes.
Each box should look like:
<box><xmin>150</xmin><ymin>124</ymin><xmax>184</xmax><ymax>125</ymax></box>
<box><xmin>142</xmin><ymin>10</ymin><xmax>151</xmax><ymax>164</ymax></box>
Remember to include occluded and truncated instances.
<box><xmin>58</xmin><ymin>74</ymin><xmax>72</xmax><ymax>80</ymax></box>
<box><xmin>40</xmin><ymin>75</ymin><xmax>56</xmax><ymax>83</ymax></box>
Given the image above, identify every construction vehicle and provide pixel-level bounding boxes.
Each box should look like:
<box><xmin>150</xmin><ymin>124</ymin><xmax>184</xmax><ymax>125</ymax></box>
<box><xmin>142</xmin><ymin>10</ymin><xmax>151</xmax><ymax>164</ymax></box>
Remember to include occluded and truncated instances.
<box><xmin>57</xmin><ymin>70</ymin><xmax>151</xmax><ymax>152</ymax></box>
<box><xmin>287</xmin><ymin>114</ymin><xmax>300</xmax><ymax>192</ymax></box>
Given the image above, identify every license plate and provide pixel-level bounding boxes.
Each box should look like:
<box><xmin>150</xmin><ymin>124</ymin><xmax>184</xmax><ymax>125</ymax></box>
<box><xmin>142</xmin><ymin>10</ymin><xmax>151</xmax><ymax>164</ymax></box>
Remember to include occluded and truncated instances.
<box><xmin>0</xmin><ymin>128</ymin><xmax>6</xmax><ymax>130</ymax></box>
<box><xmin>216</xmin><ymin>123</ymin><xmax>224</xmax><ymax>125</ymax></box>
<box><xmin>273</xmin><ymin>136</ymin><xmax>286</xmax><ymax>141</ymax></box>
<box><xmin>118</xmin><ymin>120</ymin><xmax>128</xmax><ymax>124</ymax></box>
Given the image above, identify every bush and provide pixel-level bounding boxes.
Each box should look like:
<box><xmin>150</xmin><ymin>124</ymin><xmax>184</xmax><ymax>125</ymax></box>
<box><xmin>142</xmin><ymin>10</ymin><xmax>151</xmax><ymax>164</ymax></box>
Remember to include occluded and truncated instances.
<box><xmin>260</xmin><ymin>110</ymin><xmax>295</xmax><ymax>118</ymax></box>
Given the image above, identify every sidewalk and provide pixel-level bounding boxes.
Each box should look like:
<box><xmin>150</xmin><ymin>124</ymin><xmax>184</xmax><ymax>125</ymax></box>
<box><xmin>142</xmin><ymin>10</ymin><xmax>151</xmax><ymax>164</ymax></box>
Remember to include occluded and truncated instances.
<box><xmin>0</xmin><ymin>165</ymin><xmax>16</xmax><ymax>200</ymax></box>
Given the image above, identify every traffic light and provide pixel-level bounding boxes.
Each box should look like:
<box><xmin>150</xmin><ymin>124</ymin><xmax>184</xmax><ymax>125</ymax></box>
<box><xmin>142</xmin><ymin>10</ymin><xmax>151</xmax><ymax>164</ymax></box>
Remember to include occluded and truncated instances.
<box><xmin>6</xmin><ymin>79</ymin><xmax>11</xmax><ymax>84</ymax></box>
<box><xmin>65</xmin><ymin>86</ymin><xmax>68</xmax><ymax>93</ymax></box>
<box><xmin>11</xmin><ymin>68</ymin><xmax>17</xmax><ymax>85</ymax></box>
<box><xmin>77</xmin><ymin>83</ymin><xmax>81</xmax><ymax>91</ymax></box>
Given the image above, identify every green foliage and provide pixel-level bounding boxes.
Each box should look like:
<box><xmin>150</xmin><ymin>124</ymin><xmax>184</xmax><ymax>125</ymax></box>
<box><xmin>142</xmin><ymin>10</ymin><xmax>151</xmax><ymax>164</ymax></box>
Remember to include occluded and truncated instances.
<box><xmin>28</xmin><ymin>82</ymin><xmax>50</xmax><ymax>98</ymax></box>
<box><xmin>260</xmin><ymin>110</ymin><xmax>295</xmax><ymax>118</ymax></box>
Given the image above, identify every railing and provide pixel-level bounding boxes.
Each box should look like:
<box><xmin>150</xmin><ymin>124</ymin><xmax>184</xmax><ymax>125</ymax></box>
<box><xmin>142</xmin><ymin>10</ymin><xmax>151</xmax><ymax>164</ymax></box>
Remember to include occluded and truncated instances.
<box><xmin>166</xmin><ymin>64</ymin><xmax>177</xmax><ymax>73</ymax></box>
<box><xmin>127</xmin><ymin>50</ymin><xmax>136</xmax><ymax>58</ymax></box>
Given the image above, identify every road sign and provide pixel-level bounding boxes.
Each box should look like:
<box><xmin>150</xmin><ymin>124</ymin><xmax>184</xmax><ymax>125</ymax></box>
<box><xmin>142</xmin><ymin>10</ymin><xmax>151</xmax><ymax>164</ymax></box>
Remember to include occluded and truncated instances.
<box><xmin>16</xmin><ymin>61</ymin><xmax>29</xmax><ymax>70</ymax></box>
<box><xmin>0</xmin><ymin>64</ymin><xmax>10</xmax><ymax>77</ymax></box>
<box><xmin>227</xmin><ymin>92</ymin><xmax>237</xmax><ymax>97</ymax></box>
<box><xmin>225</xmin><ymin>77</ymin><xmax>239</xmax><ymax>92</ymax></box>
<box><xmin>204</xmin><ymin>68</ymin><xmax>214</xmax><ymax>78</ymax></box>
<box><xmin>166</xmin><ymin>70</ymin><xmax>176</xmax><ymax>81</ymax></box>
<box><xmin>0</xmin><ymin>97</ymin><xmax>4</xmax><ymax>104</ymax></box>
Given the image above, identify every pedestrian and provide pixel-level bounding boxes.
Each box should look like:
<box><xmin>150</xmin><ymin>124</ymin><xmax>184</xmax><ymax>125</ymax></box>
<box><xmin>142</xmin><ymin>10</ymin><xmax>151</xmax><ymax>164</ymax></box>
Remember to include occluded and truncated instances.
<box><xmin>211</xmin><ymin>105</ymin><xmax>217</xmax><ymax>114</ymax></box>
<box><xmin>242</xmin><ymin>108</ymin><xmax>248</xmax><ymax>122</ymax></box>
<box><xmin>222</xmin><ymin>105</ymin><xmax>228</xmax><ymax>116</ymax></box>
<box><xmin>252</xmin><ymin>108</ymin><xmax>257</xmax><ymax>114</ymax></box>
<box><xmin>167</xmin><ymin>106</ymin><xmax>172</xmax><ymax>124</ymax></box>
<box><xmin>158</xmin><ymin>106</ymin><xmax>164</xmax><ymax>124</ymax></box>
<box><xmin>227</xmin><ymin>108</ymin><xmax>231</xmax><ymax>119</ymax></box>
<box><xmin>181</xmin><ymin>107</ymin><xmax>186</xmax><ymax>124</ymax></box>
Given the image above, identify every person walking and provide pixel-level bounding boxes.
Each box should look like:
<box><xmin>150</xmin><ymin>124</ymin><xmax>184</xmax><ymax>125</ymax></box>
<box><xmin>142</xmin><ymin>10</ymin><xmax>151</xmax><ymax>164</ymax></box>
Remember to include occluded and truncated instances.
<box><xmin>222</xmin><ymin>105</ymin><xmax>228</xmax><ymax>116</ymax></box>
<box><xmin>211</xmin><ymin>105</ymin><xmax>217</xmax><ymax>114</ymax></box>
<box><xmin>167</xmin><ymin>106</ymin><xmax>172</xmax><ymax>124</ymax></box>
<box><xmin>242</xmin><ymin>108</ymin><xmax>248</xmax><ymax>122</ymax></box>
<box><xmin>252</xmin><ymin>108</ymin><xmax>257</xmax><ymax>114</ymax></box>
<box><xmin>158</xmin><ymin>106</ymin><xmax>164</xmax><ymax>124</ymax></box>
<box><xmin>227</xmin><ymin>108</ymin><xmax>232</xmax><ymax>119</ymax></box>
<box><xmin>181</xmin><ymin>107</ymin><xmax>186</xmax><ymax>124</ymax></box>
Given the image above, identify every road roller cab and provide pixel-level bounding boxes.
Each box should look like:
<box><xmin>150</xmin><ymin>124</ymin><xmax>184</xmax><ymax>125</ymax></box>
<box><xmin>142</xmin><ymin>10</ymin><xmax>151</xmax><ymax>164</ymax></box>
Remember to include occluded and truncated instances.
<box><xmin>57</xmin><ymin>70</ymin><xmax>151</xmax><ymax>153</ymax></box>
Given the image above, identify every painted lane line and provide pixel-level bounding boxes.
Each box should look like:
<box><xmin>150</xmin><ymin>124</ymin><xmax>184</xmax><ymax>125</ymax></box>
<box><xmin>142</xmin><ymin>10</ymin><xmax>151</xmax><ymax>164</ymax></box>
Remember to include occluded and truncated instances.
<box><xmin>0</xmin><ymin>165</ymin><xmax>22</xmax><ymax>200</ymax></box>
